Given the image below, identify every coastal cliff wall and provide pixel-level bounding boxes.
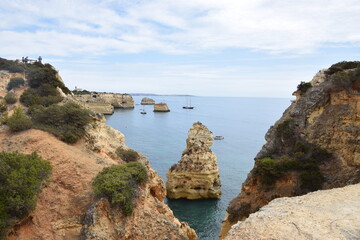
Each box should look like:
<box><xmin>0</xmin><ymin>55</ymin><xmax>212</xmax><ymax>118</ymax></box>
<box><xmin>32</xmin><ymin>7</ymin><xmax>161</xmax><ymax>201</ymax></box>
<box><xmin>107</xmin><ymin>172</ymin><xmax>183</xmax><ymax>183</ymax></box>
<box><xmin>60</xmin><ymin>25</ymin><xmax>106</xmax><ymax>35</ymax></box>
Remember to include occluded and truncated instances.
<box><xmin>220</xmin><ymin>63</ymin><xmax>360</xmax><ymax>238</ymax></box>
<box><xmin>0</xmin><ymin>67</ymin><xmax>196</xmax><ymax>240</ymax></box>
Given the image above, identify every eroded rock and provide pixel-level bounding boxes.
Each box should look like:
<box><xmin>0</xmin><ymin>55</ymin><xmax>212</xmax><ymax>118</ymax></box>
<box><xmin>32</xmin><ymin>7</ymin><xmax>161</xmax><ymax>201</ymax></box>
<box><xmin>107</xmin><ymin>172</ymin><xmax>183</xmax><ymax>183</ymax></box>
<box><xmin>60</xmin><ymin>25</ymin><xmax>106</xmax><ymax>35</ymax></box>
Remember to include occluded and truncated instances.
<box><xmin>166</xmin><ymin>122</ymin><xmax>221</xmax><ymax>199</ymax></box>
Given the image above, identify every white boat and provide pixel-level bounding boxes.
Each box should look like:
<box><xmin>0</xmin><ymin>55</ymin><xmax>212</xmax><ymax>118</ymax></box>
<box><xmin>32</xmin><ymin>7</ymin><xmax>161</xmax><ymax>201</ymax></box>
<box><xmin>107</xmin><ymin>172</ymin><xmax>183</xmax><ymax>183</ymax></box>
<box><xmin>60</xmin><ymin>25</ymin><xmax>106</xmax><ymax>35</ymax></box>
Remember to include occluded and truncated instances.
<box><xmin>140</xmin><ymin>109</ymin><xmax>147</xmax><ymax>114</ymax></box>
<box><xmin>214</xmin><ymin>136</ymin><xmax>224</xmax><ymax>140</ymax></box>
<box><xmin>183</xmin><ymin>96</ymin><xmax>194</xmax><ymax>109</ymax></box>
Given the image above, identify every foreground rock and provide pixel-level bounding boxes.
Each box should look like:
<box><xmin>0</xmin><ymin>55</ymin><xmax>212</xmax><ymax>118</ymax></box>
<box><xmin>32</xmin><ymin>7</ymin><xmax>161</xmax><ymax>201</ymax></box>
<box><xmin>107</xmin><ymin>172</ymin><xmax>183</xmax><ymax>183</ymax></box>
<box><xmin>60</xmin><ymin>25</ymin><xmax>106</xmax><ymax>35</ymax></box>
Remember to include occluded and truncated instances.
<box><xmin>141</xmin><ymin>97</ymin><xmax>155</xmax><ymax>105</ymax></box>
<box><xmin>220</xmin><ymin>62</ymin><xmax>360</xmax><ymax>238</ymax></box>
<box><xmin>154</xmin><ymin>102</ymin><xmax>170</xmax><ymax>112</ymax></box>
<box><xmin>225</xmin><ymin>183</ymin><xmax>360</xmax><ymax>240</ymax></box>
<box><xmin>166</xmin><ymin>122</ymin><xmax>221</xmax><ymax>199</ymax></box>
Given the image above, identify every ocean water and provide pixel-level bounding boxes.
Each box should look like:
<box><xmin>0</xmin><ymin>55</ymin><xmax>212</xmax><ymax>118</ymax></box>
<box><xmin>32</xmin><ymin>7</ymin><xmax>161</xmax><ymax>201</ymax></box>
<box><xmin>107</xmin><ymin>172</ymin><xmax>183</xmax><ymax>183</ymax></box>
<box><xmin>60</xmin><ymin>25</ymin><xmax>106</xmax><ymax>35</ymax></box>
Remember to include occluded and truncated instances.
<box><xmin>105</xmin><ymin>96</ymin><xmax>290</xmax><ymax>240</ymax></box>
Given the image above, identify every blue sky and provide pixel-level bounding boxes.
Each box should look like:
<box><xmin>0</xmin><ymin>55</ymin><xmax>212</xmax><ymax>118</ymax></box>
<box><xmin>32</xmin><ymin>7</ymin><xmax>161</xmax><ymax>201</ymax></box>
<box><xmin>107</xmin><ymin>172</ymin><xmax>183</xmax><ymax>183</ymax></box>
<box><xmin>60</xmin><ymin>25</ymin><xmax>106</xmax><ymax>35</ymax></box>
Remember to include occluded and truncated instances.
<box><xmin>1</xmin><ymin>0</ymin><xmax>359</xmax><ymax>97</ymax></box>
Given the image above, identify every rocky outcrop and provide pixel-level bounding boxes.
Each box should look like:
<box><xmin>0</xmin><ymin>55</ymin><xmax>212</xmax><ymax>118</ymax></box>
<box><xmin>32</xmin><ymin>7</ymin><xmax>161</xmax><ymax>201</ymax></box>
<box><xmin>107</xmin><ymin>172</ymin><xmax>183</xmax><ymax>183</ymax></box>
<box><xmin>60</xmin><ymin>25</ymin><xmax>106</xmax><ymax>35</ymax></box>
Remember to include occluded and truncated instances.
<box><xmin>224</xmin><ymin>183</ymin><xmax>360</xmax><ymax>240</ymax></box>
<box><xmin>154</xmin><ymin>102</ymin><xmax>170</xmax><ymax>112</ymax></box>
<box><xmin>220</xmin><ymin>64</ymin><xmax>360</xmax><ymax>239</ymax></box>
<box><xmin>141</xmin><ymin>97</ymin><xmax>155</xmax><ymax>105</ymax></box>
<box><xmin>98</xmin><ymin>93</ymin><xmax>134</xmax><ymax>109</ymax></box>
<box><xmin>166</xmin><ymin>122</ymin><xmax>221</xmax><ymax>199</ymax></box>
<box><xmin>73</xmin><ymin>93</ymin><xmax>135</xmax><ymax>114</ymax></box>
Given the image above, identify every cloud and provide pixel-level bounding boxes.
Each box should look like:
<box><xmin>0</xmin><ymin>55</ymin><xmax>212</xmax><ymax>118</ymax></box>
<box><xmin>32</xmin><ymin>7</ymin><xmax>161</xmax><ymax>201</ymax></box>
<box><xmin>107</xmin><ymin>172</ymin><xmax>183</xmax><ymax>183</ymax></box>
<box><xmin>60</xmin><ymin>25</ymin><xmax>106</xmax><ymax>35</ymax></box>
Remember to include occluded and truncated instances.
<box><xmin>1</xmin><ymin>0</ymin><xmax>360</xmax><ymax>56</ymax></box>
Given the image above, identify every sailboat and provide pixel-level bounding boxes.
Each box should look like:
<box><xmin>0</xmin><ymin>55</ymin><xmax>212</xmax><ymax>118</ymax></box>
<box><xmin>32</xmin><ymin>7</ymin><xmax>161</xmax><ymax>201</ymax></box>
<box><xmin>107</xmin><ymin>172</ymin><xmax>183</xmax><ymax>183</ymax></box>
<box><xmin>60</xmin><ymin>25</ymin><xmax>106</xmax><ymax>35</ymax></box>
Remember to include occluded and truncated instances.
<box><xmin>183</xmin><ymin>96</ymin><xmax>194</xmax><ymax>109</ymax></box>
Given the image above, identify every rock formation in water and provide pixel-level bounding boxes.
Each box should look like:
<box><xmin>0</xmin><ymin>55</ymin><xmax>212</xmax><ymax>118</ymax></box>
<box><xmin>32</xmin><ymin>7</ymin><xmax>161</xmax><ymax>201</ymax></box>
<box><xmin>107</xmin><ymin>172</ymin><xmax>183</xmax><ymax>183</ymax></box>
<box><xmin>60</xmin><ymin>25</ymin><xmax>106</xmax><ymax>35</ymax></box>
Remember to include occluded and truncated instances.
<box><xmin>154</xmin><ymin>102</ymin><xmax>170</xmax><ymax>112</ymax></box>
<box><xmin>224</xmin><ymin>183</ymin><xmax>360</xmax><ymax>240</ymax></box>
<box><xmin>0</xmin><ymin>61</ymin><xmax>197</xmax><ymax>240</ymax></box>
<box><xmin>141</xmin><ymin>97</ymin><xmax>155</xmax><ymax>105</ymax></box>
<box><xmin>166</xmin><ymin>122</ymin><xmax>221</xmax><ymax>199</ymax></box>
<box><xmin>220</xmin><ymin>61</ymin><xmax>360</xmax><ymax>239</ymax></box>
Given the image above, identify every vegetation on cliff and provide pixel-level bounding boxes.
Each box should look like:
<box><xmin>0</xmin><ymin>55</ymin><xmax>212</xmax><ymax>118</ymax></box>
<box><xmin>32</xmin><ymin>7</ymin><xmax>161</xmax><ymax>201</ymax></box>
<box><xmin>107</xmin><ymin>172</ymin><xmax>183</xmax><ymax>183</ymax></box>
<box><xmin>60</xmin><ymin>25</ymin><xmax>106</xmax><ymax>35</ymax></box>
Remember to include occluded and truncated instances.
<box><xmin>28</xmin><ymin>103</ymin><xmax>92</xmax><ymax>143</ymax></box>
<box><xmin>93</xmin><ymin>162</ymin><xmax>148</xmax><ymax>216</ymax></box>
<box><xmin>116</xmin><ymin>147</ymin><xmax>140</xmax><ymax>162</ymax></box>
<box><xmin>0</xmin><ymin>152</ymin><xmax>51</xmax><ymax>238</ymax></box>
<box><xmin>254</xmin><ymin>119</ymin><xmax>330</xmax><ymax>192</ymax></box>
<box><xmin>4</xmin><ymin>93</ymin><xmax>17</xmax><ymax>105</ymax></box>
<box><xmin>6</xmin><ymin>77</ymin><xmax>24</xmax><ymax>91</ymax></box>
<box><xmin>6</xmin><ymin>106</ymin><xmax>33</xmax><ymax>132</ymax></box>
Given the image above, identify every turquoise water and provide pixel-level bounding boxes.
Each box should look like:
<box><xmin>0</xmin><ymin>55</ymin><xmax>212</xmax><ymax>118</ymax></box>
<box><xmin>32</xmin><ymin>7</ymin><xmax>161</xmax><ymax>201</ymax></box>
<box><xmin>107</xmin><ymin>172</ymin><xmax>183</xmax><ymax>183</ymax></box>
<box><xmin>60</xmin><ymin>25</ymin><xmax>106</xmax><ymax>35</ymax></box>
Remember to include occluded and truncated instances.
<box><xmin>105</xmin><ymin>96</ymin><xmax>290</xmax><ymax>240</ymax></box>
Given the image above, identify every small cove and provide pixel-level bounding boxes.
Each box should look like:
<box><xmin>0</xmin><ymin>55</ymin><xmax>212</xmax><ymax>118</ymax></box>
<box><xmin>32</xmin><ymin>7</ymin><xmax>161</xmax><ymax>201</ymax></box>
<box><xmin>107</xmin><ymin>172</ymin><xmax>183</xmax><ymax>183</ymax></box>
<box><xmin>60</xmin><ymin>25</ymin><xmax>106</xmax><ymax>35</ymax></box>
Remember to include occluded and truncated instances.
<box><xmin>105</xmin><ymin>96</ymin><xmax>290</xmax><ymax>239</ymax></box>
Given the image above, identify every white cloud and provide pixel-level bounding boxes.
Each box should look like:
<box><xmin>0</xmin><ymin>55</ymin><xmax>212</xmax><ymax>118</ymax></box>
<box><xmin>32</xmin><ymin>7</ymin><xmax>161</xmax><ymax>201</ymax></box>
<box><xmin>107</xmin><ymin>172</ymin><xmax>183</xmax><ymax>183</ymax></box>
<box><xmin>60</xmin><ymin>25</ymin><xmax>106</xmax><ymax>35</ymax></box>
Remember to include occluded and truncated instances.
<box><xmin>1</xmin><ymin>0</ymin><xmax>360</xmax><ymax>56</ymax></box>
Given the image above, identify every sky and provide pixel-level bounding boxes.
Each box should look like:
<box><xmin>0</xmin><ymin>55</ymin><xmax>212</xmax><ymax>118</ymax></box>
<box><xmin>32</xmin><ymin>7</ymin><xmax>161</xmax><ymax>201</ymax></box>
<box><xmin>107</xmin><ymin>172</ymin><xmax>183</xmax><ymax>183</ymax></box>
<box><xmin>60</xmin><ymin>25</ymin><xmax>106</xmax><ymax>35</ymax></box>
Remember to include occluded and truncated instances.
<box><xmin>0</xmin><ymin>0</ymin><xmax>359</xmax><ymax>97</ymax></box>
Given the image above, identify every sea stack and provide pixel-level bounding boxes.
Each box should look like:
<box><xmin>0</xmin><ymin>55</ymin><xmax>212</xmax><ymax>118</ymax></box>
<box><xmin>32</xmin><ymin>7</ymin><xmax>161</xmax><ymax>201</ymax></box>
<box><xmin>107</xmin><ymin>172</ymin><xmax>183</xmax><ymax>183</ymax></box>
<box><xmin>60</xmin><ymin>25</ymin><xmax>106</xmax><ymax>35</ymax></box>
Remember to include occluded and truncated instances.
<box><xmin>166</xmin><ymin>122</ymin><xmax>221</xmax><ymax>199</ymax></box>
<box><xmin>141</xmin><ymin>97</ymin><xmax>155</xmax><ymax>105</ymax></box>
<box><xmin>154</xmin><ymin>102</ymin><xmax>170</xmax><ymax>112</ymax></box>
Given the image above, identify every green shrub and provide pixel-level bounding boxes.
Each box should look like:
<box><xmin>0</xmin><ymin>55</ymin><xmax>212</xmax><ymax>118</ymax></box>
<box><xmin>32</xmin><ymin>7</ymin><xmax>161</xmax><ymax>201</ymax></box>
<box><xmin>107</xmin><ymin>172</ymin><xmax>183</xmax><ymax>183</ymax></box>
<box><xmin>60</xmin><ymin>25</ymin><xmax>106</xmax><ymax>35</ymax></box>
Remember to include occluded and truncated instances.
<box><xmin>29</xmin><ymin>103</ymin><xmax>92</xmax><ymax>143</ymax></box>
<box><xmin>26</xmin><ymin>63</ymin><xmax>70</xmax><ymax>94</ymax></box>
<box><xmin>296</xmin><ymin>81</ymin><xmax>312</xmax><ymax>94</ymax></box>
<box><xmin>254</xmin><ymin>157</ymin><xmax>280</xmax><ymax>185</ymax></box>
<box><xmin>4</xmin><ymin>93</ymin><xmax>17</xmax><ymax>105</ymax></box>
<box><xmin>0</xmin><ymin>101</ymin><xmax>7</xmax><ymax>113</ymax></box>
<box><xmin>93</xmin><ymin>162</ymin><xmax>148</xmax><ymax>216</ymax></box>
<box><xmin>7</xmin><ymin>77</ymin><xmax>25</xmax><ymax>91</ymax></box>
<box><xmin>255</xmin><ymin>140</ymin><xmax>329</xmax><ymax>190</ymax></box>
<box><xmin>0</xmin><ymin>58</ymin><xmax>24</xmax><ymax>73</ymax></box>
<box><xmin>20</xmin><ymin>88</ymin><xmax>63</xmax><ymax>107</ymax></box>
<box><xmin>6</xmin><ymin>106</ymin><xmax>33</xmax><ymax>132</ymax></box>
<box><xmin>72</xmin><ymin>90</ymin><xmax>91</xmax><ymax>95</ymax></box>
<box><xmin>326</xmin><ymin>61</ymin><xmax>360</xmax><ymax>75</ymax></box>
<box><xmin>0</xmin><ymin>152</ymin><xmax>51</xmax><ymax>238</ymax></box>
<box><xmin>116</xmin><ymin>148</ymin><xmax>140</xmax><ymax>162</ymax></box>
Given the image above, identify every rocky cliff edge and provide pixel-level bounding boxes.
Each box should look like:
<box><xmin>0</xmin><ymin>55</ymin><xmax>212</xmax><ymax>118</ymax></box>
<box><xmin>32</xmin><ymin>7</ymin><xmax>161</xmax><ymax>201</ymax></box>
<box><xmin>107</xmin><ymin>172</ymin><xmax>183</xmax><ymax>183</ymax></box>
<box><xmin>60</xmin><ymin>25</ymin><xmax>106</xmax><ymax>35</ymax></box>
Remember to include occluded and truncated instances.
<box><xmin>220</xmin><ymin>62</ymin><xmax>360</xmax><ymax>238</ymax></box>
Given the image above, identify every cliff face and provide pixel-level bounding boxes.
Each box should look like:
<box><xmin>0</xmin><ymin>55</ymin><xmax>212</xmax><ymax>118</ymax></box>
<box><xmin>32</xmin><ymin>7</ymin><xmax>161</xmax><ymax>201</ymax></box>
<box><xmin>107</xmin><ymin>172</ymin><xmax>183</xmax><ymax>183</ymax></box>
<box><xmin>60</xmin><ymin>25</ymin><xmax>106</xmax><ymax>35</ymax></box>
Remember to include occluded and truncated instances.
<box><xmin>72</xmin><ymin>93</ymin><xmax>134</xmax><ymax>114</ymax></box>
<box><xmin>220</xmin><ymin>65</ymin><xmax>360</xmax><ymax>238</ymax></box>
<box><xmin>0</xmin><ymin>70</ymin><xmax>196</xmax><ymax>240</ymax></box>
<box><xmin>224</xmin><ymin>183</ymin><xmax>360</xmax><ymax>240</ymax></box>
<box><xmin>166</xmin><ymin>122</ymin><xmax>221</xmax><ymax>199</ymax></box>
<box><xmin>2</xmin><ymin>118</ymin><xmax>196</xmax><ymax>240</ymax></box>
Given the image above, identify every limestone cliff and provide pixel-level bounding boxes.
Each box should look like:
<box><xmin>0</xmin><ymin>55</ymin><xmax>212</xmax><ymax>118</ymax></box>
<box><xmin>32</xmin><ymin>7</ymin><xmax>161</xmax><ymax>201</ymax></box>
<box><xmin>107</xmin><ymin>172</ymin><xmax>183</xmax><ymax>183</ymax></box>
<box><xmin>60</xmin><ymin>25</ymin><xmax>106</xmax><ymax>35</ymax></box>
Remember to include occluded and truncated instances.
<box><xmin>166</xmin><ymin>122</ymin><xmax>221</xmax><ymax>199</ymax></box>
<box><xmin>72</xmin><ymin>93</ymin><xmax>134</xmax><ymax>114</ymax></box>
<box><xmin>141</xmin><ymin>97</ymin><xmax>155</xmax><ymax>105</ymax></box>
<box><xmin>154</xmin><ymin>102</ymin><xmax>170</xmax><ymax>112</ymax></box>
<box><xmin>0</xmin><ymin>66</ymin><xmax>196</xmax><ymax>240</ymax></box>
<box><xmin>98</xmin><ymin>93</ymin><xmax>134</xmax><ymax>109</ymax></box>
<box><xmin>220</xmin><ymin>62</ymin><xmax>360</xmax><ymax>239</ymax></box>
<box><xmin>224</xmin><ymin>183</ymin><xmax>360</xmax><ymax>240</ymax></box>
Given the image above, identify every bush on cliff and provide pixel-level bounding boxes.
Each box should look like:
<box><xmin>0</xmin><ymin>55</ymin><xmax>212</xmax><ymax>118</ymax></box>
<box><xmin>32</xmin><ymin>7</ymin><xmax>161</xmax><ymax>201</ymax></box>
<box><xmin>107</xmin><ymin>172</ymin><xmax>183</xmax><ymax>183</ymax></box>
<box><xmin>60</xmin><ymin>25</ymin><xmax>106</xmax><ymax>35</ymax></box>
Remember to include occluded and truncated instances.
<box><xmin>93</xmin><ymin>162</ymin><xmax>148</xmax><ymax>216</ymax></box>
<box><xmin>0</xmin><ymin>152</ymin><xmax>51</xmax><ymax>238</ymax></box>
<box><xmin>6</xmin><ymin>106</ymin><xmax>33</xmax><ymax>132</ymax></box>
<box><xmin>28</xmin><ymin>103</ymin><xmax>92</xmax><ymax>143</ymax></box>
<box><xmin>326</xmin><ymin>61</ymin><xmax>360</xmax><ymax>75</ymax></box>
<box><xmin>255</xmin><ymin>138</ymin><xmax>328</xmax><ymax>191</ymax></box>
<box><xmin>27</xmin><ymin>63</ymin><xmax>71</xmax><ymax>94</ymax></box>
<box><xmin>116</xmin><ymin>147</ymin><xmax>140</xmax><ymax>162</ymax></box>
<box><xmin>4</xmin><ymin>93</ymin><xmax>17</xmax><ymax>105</ymax></box>
<box><xmin>20</xmin><ymin>88</ymin><xmax>63</xmax><ymax>107</ymax></box>
<box><xmin>297</xmin><ymin>81</ymin><xmax>312</xmax><ymax>94</ymax></box>
<box><xmin>7</xmin><ymin>77</ymin><xmax>25</xmax><ymax>91</ymax></box>
<box><xmin>0</xmin><ymin>58</ymin><xmax>24</xmax><ymax>73</ymax></box>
